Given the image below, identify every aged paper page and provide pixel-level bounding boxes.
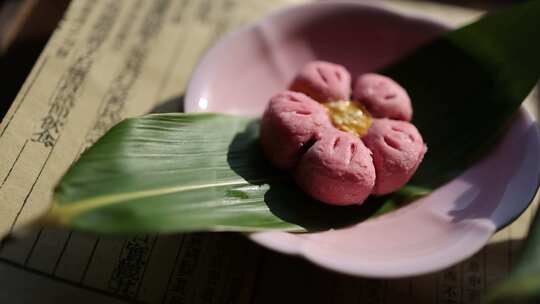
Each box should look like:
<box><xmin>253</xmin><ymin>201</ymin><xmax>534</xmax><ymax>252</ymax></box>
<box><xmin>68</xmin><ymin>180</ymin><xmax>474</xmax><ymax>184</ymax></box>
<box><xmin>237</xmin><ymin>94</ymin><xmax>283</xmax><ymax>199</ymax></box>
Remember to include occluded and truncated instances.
<box><xmin>0</xmin><ymin>1</ymin><xmax>537</xmax><ymax>303</ymax></box>
<box><xmin>0</xmin><ymin>1</ymin><xmax>303</xmax><ymax>303</ymax></box>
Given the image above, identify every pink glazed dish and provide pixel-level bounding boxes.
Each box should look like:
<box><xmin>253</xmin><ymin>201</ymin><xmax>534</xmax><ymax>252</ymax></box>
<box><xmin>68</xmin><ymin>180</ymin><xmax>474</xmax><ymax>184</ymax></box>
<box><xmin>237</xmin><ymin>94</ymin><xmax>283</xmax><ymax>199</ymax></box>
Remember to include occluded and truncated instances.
<box><xmin>184</xmin><ymin>1</ymin><xmax>540</xmax><ymax>277</ymax></box>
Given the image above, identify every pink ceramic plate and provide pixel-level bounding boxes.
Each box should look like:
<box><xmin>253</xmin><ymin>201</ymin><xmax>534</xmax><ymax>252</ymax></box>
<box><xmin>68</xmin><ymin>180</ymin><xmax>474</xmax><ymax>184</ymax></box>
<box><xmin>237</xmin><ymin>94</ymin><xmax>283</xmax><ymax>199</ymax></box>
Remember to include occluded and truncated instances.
<box><xmin>185</xmin><ymin>1</ymin><xmax>540</xmax><ymax>277</ymax></box>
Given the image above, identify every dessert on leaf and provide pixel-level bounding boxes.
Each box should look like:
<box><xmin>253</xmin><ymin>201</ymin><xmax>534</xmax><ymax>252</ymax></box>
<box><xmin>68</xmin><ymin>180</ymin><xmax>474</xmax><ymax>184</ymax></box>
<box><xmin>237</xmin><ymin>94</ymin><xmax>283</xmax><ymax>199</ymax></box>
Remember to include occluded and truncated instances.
<box><xmin>260</xmin><ymin>61</ymin><xmax>427</xmax><ymax>206</ymax></box>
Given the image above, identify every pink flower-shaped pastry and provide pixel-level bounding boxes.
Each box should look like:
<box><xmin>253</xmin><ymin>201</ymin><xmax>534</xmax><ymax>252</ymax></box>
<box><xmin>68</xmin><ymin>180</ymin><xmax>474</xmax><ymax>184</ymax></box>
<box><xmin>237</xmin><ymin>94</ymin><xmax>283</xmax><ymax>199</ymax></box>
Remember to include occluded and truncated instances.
<box><xmin>260</xmin><ymin>61</ymin><xmax>427</xmax><ymax>206</ymax></box>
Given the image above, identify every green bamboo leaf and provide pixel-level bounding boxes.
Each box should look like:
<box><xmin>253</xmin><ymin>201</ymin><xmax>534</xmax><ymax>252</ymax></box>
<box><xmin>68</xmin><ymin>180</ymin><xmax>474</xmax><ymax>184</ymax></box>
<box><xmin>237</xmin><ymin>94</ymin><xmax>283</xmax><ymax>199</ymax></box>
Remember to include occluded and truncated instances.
<box><xmin>46</xmin><ymin>113</ymin><xmax>389</xmax><ymax>233</ymax></box>
<box><xmin>44</xmin><ymin>1</ymin><xmax>540</xmax><ymax>235</ymax></box>
<box><xmin>486</xmin><ymin>202</ymin><xmax>540</xmax><ymax>303</ymax></box>
<box><xmin>383</xmin><ymin>0</ymin><xmax>540</xmax><ymax>188</ymax></box>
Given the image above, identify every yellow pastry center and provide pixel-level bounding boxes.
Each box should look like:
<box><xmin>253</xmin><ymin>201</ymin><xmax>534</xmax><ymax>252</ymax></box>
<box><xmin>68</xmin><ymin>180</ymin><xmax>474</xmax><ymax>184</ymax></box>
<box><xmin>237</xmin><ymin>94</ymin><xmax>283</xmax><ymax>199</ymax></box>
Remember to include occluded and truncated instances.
<box><xmin>323</xmin><ymin>100</ymin><xmax>372</xmax><ymax>136</ymax></box>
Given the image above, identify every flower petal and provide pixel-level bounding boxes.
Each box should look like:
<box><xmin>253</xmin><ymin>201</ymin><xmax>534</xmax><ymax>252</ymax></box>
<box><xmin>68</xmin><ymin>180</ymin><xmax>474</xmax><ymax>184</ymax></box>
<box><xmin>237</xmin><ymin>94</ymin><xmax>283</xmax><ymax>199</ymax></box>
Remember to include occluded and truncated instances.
<box><xmin>290</xmin><ymin>61</ymin><xmax>351</xmax><ymax>102</ymax></box>
<box><xmin>295</xmin><ymin>130</ymin><xmax>375</xmax><ymax>205</ymax></box>
<box><xmin>362</xmin><ymin>118</ymin><xmax>426</xmax><ymax>195</ymax></box>
<box><xmin>353</xmin><ymin>73</ymin><xmax>412</xmax><ymax>121</ymax></box>
<box><xmin>260</xmin><ymin>91</ymin><xmax>331</xmax><ymax>170</ymax></box>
